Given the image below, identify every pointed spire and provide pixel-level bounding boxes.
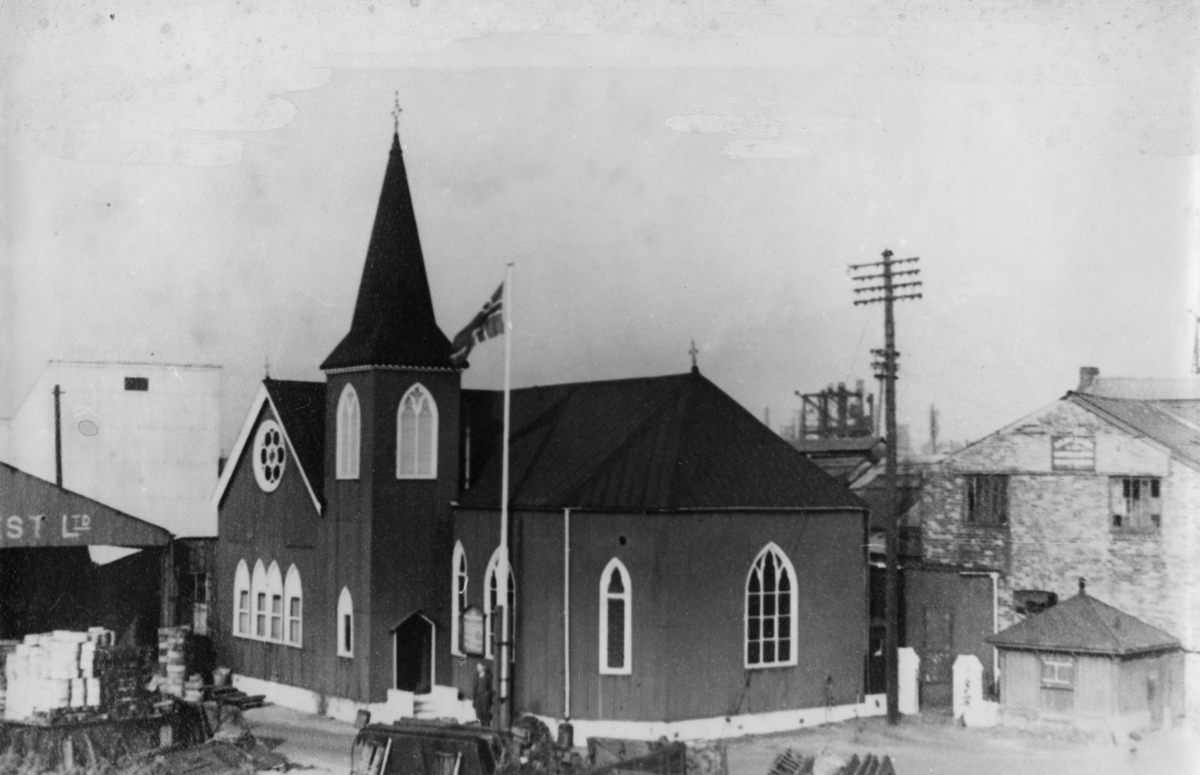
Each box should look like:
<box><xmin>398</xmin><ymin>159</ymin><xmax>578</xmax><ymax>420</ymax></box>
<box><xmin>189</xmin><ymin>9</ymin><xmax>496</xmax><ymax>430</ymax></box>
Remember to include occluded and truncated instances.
<box><xmin>321</xmin><ymin>107</ymin><xmax>454</xmax><ymax>372</ymax></box>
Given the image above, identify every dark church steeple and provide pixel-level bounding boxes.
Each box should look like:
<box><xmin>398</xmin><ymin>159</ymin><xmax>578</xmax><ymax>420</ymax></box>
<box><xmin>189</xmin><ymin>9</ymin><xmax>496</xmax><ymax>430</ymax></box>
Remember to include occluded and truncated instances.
<box><xmin>321</xmin><ymin>116</ymin><xmax>454</xmax><ymax>372</ymax></box>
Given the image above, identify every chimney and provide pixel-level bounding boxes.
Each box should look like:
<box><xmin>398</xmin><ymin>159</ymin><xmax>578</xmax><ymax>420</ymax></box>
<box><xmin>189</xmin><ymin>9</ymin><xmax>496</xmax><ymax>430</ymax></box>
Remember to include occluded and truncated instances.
<box><xmin>1078</xmin><ymin>367</ymin><xmax>1100</xmax><ymax>393</ymax></box>
<box><xmin>1078</xmin><ymin>577</ymin><xmax>1086</xmax><ymax>596</ymax></box>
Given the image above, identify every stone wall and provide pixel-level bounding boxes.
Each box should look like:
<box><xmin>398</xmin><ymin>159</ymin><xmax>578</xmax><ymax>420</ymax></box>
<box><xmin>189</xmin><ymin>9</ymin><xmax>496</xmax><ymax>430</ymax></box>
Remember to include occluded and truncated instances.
<box><xmin>916</xmin><ymin>397</ymin><xmax>1197</xmax><ymax>651</ymax></box>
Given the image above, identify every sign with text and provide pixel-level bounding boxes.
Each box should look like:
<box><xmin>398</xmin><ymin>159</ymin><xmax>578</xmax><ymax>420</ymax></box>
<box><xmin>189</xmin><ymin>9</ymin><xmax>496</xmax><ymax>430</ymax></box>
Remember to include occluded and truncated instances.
<box><xmin>0</xmin><ymin>464</ymin><xmax>171</xmax><ymax>547</ymax></box>
<box><xmin>461</xmin><ymin>606</ymin><xmax>485</xmax><ymax>656</ymax></box>
<box><xmin>1052</xmin><ymin>435</ymin><xmax>1096</xmax><ymax>471</ymax></box>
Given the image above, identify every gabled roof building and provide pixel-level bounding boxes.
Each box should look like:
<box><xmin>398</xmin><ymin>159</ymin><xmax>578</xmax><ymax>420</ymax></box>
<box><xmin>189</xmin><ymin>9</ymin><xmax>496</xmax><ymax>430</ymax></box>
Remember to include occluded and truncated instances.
<box><xmin>906</xmin><ymin>367</ymin><xmax>1200</xmax><ymax>720</ymax></box>
<box><xmin>212</xmin><ymin>123</ymin><xmax>877</xmax><ymax>738</ymax></box>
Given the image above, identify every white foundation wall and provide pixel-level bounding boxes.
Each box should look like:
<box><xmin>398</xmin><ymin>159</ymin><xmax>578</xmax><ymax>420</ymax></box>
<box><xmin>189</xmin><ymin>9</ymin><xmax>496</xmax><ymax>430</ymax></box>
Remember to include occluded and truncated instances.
<box><xmin>7</xmin><ymin>361</ymin><xmax>221</xmax><ymax>538</ymax></box>
<box><xmin>533</xmin><ymin>694</ymin><xmax>888</xmax><ymax>743</ymax></box>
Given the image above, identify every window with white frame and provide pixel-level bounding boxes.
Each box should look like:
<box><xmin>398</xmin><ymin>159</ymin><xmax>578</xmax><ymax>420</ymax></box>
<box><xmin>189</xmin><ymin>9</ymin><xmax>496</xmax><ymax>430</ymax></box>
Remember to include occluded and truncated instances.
<box><xmin>451</xmin><ymin>542</ymin><xmax>469</xmax><ymax>656</ymax></box>
<box><xmin>397</xmin><ymin>385</ymin><xmax>438</xmax><ymax>479</ymax></box>
<box><xmin>1110</xmin><ymin>477</ymin><xmax>1161</xmax><ymax>531</ymax></box>
<box><xmin>337</xmin><ymin>384</ymin><xmax>361</xmax><ymax>480</ymax></box>
<box><xmin>285</xmin><ymin>564</ymin><xmax>303</xmax><ymax>647</ymax></box>
<box><xmin>252</xmin><ymin>560</ymin><xmax>268</xmax><ymax>639</ymax></box>
<box><xmin>745</xmin><ymin>543</ymin><xmax>798</xmax><ymax>668</ymax></box>
<box><xmin>599</xmin><ymin>558</ymin><xmax>632</xmax><ymax>675</ymax></box>
<box><xmin>234</xmin><ymin>560</ymin><xmax>251</xmax><ymax>637</ymax></box>
<box><xmin>267</xmin><ymin>562</ymin><xmax>284</xmax><ymax>641</ymax></box>
<box><xmin>484</xmin><ymin>549</ymin><xmax>515</xmax><ymax>659</ymax></box>
<box><xmin>337</xmin><ymin>587</ymin><xmax>354</xmax><ymax>658</ymax></box>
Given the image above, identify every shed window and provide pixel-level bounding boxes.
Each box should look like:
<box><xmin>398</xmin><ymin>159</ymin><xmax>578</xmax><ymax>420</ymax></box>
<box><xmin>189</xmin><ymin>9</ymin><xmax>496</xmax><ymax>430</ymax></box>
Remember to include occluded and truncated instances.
<box><xmin>1111</xmin><ymin>477</ymin><xmax>1161</xmax><ymax>531</ymax></box>
<box><xmin>965</xmin><ymin>474</ymin><xmax>1008</xmax><ymax>526</ymax></box>
<box><xmin>285</xmin><ymin>564</ymin><xmax>303</xmax><ymax>647</ymax></box>
<box><xmin>397</xmin><ymin>385</ymin><xmax>438</xmax><ymax>479</ymax></box>
<box><xmin>336</xmin><ymin>384</ymin><xmax>361</xmax><ymax>480</ymax></box>
<box><xmin>337</xmin><ymin>587</ymin><xmax>354</xmax><ymax>658</ymax></box>
<box><xmin>745</xmin><ymin>543</ymin><xmax>798</xmax><ymax>668</ymax></box>
<box><xmin>484</xmin><ymin>549</ymin><xmax>515</xmax><ymax>660</ymax></box>
<box><xmin>599</xmin><ymin>559</ymin><xmax>632</xmax><ymax>675</ymax></box>
<box><xmin>233</xmin><ymin>560</ymin><xmax>251</xmax><ymax>637</ymax></box>
<box><xmin>1039</xmin><ymin>654</ymin><xmax>1076</xmax><ymax>714</ymax></box>
<box><xmin>451</xmin><ymin>542</ymin><xmax>468</xmax><ymax>656</ymax></box>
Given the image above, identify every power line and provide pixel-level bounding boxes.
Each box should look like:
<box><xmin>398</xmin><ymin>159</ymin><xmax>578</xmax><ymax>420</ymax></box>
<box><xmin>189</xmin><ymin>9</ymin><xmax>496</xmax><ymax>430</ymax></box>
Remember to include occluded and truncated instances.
<box><xmin>851</xmin><ymin>248</ymin><xmax>922</xmax><ymax>726</ymax></box>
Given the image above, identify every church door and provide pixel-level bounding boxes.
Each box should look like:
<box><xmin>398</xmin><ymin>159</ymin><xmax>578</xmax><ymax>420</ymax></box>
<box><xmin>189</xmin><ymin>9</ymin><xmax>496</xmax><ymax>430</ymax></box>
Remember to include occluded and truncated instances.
<box><xmin>394</xmin><ymin>614</ymin><xmax>434</xmax><ymax>693</ymax></box>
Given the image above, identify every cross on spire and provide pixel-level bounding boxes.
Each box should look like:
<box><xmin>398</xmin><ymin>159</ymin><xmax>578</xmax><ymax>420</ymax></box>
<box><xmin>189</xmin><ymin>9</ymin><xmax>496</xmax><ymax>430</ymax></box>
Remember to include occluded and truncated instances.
<box><xmin>688</xmin><ymin>340</ymin><xmax>699</xmax><ymax>372</ymax></box>
<box><xmin>392</xmin><ymin>91</ymin><xmax>402</xmax><ymax>134</ymax></box>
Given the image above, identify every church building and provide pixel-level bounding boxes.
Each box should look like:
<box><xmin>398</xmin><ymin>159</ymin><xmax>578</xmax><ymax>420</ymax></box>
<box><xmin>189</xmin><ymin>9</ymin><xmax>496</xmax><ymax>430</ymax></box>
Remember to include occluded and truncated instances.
<box><xmin>212</xmin><ymin>122</ymin><xmax>880</xmax><ymax>738</ymax></box>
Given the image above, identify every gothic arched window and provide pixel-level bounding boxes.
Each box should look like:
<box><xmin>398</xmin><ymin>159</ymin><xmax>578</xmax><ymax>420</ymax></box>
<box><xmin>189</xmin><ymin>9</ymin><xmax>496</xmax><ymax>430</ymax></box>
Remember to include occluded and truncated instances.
<box><xmin>599</xmin><ymin>558</ymin><xmax>632</xmax><ymax>675</ymax></box>
<box><xmin>336</xmin><ymin>384</ymin><xmax>361</xmax><ymax>480</ymax></box>
<box><xmin>451</xmin><ymin>542</ymin><xmax>469</xmax><ymax>656</ymax></box>
<box><xmin>745</xmin><ymin>543</ymin><xmax>798</xmax><ymax>668</ymax></box>
<box><xmin>484</xmin><ymin>549</ymin><xmax>515</xmax><ymax>660</ymax></box>
<box><xmin>397</xmin><ymin>384</ymin><xmax>438</xmax><ymax>479</ymax></box>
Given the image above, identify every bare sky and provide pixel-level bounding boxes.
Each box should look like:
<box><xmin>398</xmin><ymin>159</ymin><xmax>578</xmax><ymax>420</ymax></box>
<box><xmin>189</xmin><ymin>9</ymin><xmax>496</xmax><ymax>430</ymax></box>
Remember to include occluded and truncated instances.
<box><xmin>3</xmin><ymin>0</ymin><xmax>1197</xmax><ymax>456</ymax></box>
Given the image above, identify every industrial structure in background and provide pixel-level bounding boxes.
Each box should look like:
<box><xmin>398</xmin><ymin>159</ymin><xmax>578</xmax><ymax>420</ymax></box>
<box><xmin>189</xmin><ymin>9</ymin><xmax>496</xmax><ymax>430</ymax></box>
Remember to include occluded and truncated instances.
<box><xmin>850</xmin><ymin>250</ymin><xmax>922</xmax><ymax>725</ymax></box>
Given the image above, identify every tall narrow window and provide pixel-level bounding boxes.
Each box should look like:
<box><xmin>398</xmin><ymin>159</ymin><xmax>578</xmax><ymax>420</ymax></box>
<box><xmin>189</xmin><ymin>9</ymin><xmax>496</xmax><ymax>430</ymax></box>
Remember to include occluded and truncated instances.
<box><xmin>599</xmin><ymin>559</ymin><xmax>632</xmax><ymax>675</ymax></box>
<box><xmin>337</xmin><ymin>587</ymin><xmax>354</xmax><ymax>658</ymax></box>
<box><xmin>285</xmin><ymin>564</ymin><xmax>303</xmax><ymax>647</ymax></box>
<box><xmin>484</xmin><ymin>549</ymin><xmax>515</xmax><ymax>660</ymax></box>
<box><xmin>252</xmin><ymin>560</ymin><xmax>268</xmax><ymax>639</ymax></box>
<box><xmin>451</xmin><ymin>542</ymin><xmax>469</xmax><ymax>656</ymax></box>
<box><xmin>233</xmin><ymin>560</ymin><xmax>250</xmax><ymax>637</ymax></box>
<box><xmin>267</xmin><ymin>561</ymin><xmax>284</xmax><ymax>641</ymax></box>
<box><xmin>1110</xmin><ymin>477</ymin><xmax>1161</xmax><ymax>531</ymax></box>
<box><xmin>397</xmin><ymin>384</ymin><xmax>438</xmax><ymax>479</ymax></box>
<box><xmin>337</xmin><ymin>384</ymin><xmax>361</xmax><ymax>480</ymax></box>
<box><xmin>746</xmin><ymin>543</ymin><xmax>798</xmax><ymax>668</ymax></box>
<box><xmin>964</xmin><ymin>474</ymin><xmax>1009</xmax><ymax>526</ymax></box>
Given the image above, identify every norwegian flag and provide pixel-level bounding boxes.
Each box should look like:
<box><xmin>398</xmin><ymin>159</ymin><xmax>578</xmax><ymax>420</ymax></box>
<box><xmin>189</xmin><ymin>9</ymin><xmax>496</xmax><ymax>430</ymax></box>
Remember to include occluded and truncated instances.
<box><xmin>450</xmin><ymin>283</ymin><xmax>504</xmax><ymax>365</ymax></box>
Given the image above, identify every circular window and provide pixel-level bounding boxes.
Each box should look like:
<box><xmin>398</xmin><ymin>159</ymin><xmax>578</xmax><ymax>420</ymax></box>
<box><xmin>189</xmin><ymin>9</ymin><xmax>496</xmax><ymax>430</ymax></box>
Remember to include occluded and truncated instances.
<box><xmin>253</xmin><ymin>420</ymin><xmax>287</xmax><ymax>492</ymax></box>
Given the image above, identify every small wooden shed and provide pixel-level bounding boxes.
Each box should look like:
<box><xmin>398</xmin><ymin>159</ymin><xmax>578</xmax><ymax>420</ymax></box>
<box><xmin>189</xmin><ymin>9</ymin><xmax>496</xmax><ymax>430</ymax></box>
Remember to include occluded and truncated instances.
<box><xmin>986</xmin><ymin>584</ymin><xmax>1183</xmax><ymax>731</ymax></box>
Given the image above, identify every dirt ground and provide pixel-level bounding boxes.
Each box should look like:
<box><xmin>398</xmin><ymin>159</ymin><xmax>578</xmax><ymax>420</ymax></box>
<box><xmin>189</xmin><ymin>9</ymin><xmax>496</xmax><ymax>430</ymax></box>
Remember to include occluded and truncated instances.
<box><xmin>724</xmin><ymin>711</ymin><xmax>1200</xmax><ymax>775</ymax></box>
<box><xmin>243</xmin><ymin>704</ymin><xmax>1200</xmax><ymax>775</ymax></box>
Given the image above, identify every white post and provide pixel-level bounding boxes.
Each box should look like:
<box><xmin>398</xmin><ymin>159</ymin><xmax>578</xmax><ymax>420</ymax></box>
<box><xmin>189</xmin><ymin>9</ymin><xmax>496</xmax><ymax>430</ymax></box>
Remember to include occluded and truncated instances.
<box><xmin>563</xmin><ymin>507</ymin><xmax>571</xmax><ymax>720</ymax></box>
<box><xmin>897</xmin><ymin>647</ymin><xmax>920</xmax><ymax>715</ymax></box>
<box><xmin>498</xmin><ymin>262</ymin><xmax>514</xmax><ymax>728</ymax></box>
<box><xmin>953</xmin><ymin>654</ymin><xmax>984</xmax><ymax>722</ymax></box>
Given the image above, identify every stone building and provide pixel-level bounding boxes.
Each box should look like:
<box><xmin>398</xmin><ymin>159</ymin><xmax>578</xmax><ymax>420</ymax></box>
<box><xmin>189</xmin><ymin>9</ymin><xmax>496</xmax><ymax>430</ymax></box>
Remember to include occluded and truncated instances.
<box><xmin>905</xmin><ymin>367</ymin><xmax>1200</xmax><ymax>716</ymax></box>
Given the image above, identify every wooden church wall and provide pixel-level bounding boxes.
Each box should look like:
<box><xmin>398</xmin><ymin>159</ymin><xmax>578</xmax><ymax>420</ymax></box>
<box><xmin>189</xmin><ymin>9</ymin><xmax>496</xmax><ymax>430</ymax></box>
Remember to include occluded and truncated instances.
<box><xmin>451</xmin><ymin>507</ymin><xmax>867</xmax><ymax>723</ymax></box>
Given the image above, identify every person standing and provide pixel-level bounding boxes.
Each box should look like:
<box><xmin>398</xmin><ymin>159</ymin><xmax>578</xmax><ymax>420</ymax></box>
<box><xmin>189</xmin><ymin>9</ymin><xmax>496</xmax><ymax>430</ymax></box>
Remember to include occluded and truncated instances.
<box><xmin>473</xmin><ymin>662</ymin><xmax>494</xmax><ymax>728</ymax></box>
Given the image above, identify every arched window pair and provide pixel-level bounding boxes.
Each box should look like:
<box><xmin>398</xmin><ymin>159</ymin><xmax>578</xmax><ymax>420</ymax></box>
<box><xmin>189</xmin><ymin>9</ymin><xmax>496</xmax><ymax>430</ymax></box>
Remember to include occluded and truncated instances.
<box><xmin>233</xmin><ymin>559</ymin><xmax>303</xmax><ymax>647</ymax></box>
<box><xmin>745</xmin><ymin>543</ymin><xmax>798</xmax><ymax>668</ymax></box>
<box><xmin>335</xmin><ymin>384</ymin><xmax>438</xmax><ymax>480</ymax></box>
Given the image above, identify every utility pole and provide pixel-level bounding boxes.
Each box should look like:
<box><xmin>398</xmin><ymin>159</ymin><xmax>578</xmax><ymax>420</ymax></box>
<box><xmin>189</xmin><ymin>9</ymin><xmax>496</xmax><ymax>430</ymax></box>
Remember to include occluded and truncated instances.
<box><xmin>851</xmin><ymin>249</ymin><xmax>922</xmax><ymax>725</ymax></box>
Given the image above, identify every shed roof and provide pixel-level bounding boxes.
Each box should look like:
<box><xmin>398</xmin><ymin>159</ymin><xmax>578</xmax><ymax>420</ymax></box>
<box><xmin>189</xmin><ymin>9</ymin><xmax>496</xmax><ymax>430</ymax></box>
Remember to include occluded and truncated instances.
<box><xmin>457</xmin><ymin>370</ymin><xmax>864</xmax><ymax>512</ymax></box>
<box><xmin>986</xmin><ymin>591</ymin><xmax>1180</xmax><ymax>656</ymax></box>
<box><xmin>0</xmin><ymin>462</ymin><xmax>171</xmax><ymax>547</ymax></box>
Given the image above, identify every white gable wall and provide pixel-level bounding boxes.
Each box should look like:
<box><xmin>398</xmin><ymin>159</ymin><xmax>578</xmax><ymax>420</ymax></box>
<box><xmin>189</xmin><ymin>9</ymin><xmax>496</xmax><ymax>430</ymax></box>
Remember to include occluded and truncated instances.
<box><xmin>5</xmin><ymin>361</ymin><xmax>221</xmax><ymax>538</ymax></box>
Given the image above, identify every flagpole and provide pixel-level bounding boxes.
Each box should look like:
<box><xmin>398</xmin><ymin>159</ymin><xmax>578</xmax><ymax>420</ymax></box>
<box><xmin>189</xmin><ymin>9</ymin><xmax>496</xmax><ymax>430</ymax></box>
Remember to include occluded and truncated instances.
<box><xmin>498</xmin><ymin>261</ymin><xmax>513</xmax><ymax>730</ymax></box>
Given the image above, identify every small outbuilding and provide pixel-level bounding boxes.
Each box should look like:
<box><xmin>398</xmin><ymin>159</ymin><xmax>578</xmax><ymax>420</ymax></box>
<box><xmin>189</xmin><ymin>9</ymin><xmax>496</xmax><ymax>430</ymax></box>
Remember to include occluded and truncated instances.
<box><xmin>987</xmin><ymin>581</ymin><xmax>1183</xmax><ymax>732</ymax></box>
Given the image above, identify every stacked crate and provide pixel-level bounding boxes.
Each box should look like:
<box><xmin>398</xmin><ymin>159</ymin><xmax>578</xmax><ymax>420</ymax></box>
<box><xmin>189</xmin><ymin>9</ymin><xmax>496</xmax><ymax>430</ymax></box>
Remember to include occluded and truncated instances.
<box><xmin>157</xmin><ymin>625</ymin><xmax>191</xmax><ymax>698</ymax></box>
<box><xmin>3</xmin><ymin>630</ymin><xmax>112</xmax><ymax>720</ymax></box>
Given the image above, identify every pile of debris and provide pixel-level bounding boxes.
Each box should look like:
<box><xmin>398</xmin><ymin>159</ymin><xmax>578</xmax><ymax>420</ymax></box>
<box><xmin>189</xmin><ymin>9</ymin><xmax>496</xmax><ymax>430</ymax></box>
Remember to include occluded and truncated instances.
<box><xmin>767</xmin><ymin>747</ymin><xmax>896</xmax><ymax>775</ymax></box>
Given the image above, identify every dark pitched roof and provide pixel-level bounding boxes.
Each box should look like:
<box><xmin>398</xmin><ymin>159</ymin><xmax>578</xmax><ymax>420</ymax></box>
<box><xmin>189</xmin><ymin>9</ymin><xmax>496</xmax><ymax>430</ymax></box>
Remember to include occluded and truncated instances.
<box><xmin>1069</xmin><ymin>393</ymin><xmax>1200</xmax><ymax>471</ymax></box>
<box><xmin>264</xmin><ymin>379</ymin><xmax>326</xmax><ymax>502</ymax></box>
<box><xmin>321</xmin><ymin>133</ymin><xmax>454</xmax><ymax>371</ymax></box>
<box><xmin>457</xmin><ymin>371</ymin><xmax>865</xmax><ymax>512</ymax></box>
<box><xmin>986</xmin><ymin>592</ymin><xmax>1180</xmax><ymax>656</ymax></box>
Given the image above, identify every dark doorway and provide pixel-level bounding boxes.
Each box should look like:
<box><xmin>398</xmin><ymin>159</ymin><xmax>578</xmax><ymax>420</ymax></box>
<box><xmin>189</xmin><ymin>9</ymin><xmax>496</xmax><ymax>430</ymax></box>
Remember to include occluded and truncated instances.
<box><xmin>394</xmin><ymin>614</ymin><xmax>434</xmax><ymax>693</ymax></box>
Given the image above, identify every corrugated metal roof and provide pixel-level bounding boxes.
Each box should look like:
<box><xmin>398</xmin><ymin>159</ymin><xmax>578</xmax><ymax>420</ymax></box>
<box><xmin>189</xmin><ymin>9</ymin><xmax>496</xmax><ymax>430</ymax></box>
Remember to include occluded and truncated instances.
<box><xmin>264</xmin><ymin>379</ymin><xmax>326</xmax><ymax>502</ymax></box>
<box><xmin>458</xmin><ymin>371</ymin><xmax>865</xmax><ymax>512</ymax></box>
<box><xmin>986</xmin><ymin>592</ymin><xmax>1180</xmax><ymax>656</ymax></box>
<box><xmin>1070</xmin><ymin>393</ymin><xmax>1200</xmax><ymax>471</ymax></box>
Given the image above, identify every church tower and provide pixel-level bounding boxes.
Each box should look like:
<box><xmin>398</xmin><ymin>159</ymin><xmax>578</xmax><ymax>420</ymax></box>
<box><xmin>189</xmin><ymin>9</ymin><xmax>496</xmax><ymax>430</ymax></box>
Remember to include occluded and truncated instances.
<box><xmin>319</xmin><ymin>118</ymin><xmax>461</xmax><ymax>702</ymax></box>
